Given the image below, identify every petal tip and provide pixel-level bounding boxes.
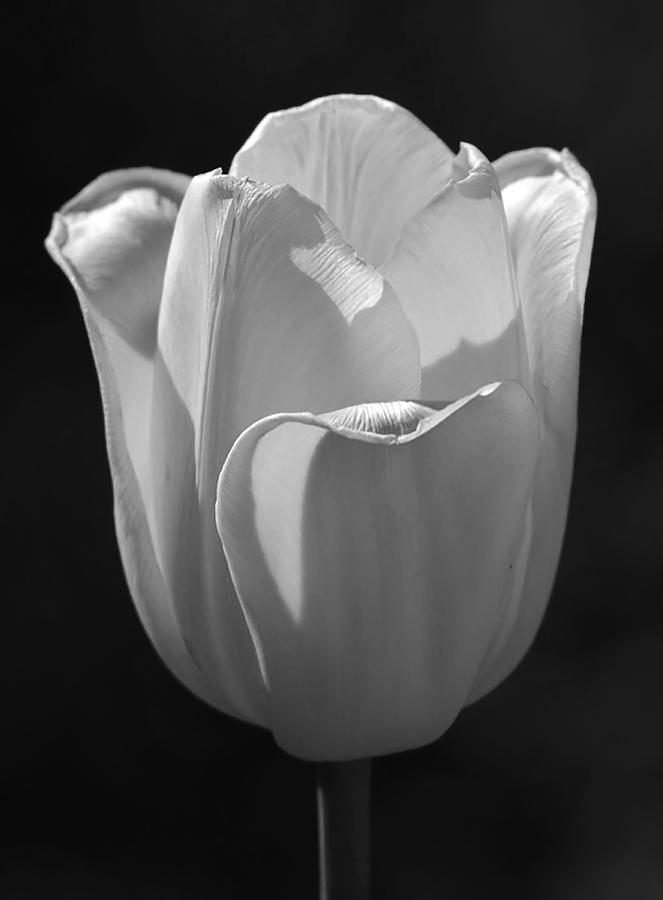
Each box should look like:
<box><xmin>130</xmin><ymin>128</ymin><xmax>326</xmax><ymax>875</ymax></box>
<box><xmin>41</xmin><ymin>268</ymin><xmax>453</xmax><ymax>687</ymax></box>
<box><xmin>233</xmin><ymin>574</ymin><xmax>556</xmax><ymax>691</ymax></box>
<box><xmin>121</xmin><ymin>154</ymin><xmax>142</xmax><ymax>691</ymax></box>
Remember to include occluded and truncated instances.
<box><xmin>449</xmin><ymin>143</ymin><xmax>497</xmax><ymax>201</ymax></box>
<box><xmin>560</xmin><ymin>148</ymin><xmax>597</xmax><ymax>216</ymax></box>
<box><xmin>45</xmin><ymin>212</ymin><xmax>66</xmax><ymax>255</ymax></box>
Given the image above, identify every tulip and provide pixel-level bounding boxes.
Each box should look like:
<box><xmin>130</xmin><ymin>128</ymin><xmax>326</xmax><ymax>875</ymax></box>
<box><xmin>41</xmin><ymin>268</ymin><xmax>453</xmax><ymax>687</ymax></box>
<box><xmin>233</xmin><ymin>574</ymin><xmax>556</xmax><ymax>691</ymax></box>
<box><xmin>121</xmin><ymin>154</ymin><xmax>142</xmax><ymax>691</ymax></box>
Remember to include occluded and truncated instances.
<box><xmin>46</xmin><ymin>95</ymin><xmax>596</xmax><ymax>764</ymax></box>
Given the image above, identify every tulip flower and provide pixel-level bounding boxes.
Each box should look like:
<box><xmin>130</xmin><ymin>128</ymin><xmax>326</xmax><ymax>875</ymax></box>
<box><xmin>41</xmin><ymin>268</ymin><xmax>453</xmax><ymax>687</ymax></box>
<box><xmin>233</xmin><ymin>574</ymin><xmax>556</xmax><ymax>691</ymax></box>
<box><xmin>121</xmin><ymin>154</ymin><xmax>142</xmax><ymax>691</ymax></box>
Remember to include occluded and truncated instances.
<box><xmin>46</xmin><ymin>95</ymin><xmax>596</xmax><ymax>764</ymax></box>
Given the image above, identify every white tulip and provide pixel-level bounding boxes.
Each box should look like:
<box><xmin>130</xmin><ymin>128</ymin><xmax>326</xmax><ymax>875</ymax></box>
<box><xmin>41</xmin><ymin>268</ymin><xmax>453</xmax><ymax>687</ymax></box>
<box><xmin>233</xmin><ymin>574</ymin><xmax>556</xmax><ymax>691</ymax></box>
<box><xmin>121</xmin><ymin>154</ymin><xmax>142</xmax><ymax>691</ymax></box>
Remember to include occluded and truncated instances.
<box><xmin>46</xmin><ymin>95</ymin><xmax>596</xmax><ymax>760</ymax></box>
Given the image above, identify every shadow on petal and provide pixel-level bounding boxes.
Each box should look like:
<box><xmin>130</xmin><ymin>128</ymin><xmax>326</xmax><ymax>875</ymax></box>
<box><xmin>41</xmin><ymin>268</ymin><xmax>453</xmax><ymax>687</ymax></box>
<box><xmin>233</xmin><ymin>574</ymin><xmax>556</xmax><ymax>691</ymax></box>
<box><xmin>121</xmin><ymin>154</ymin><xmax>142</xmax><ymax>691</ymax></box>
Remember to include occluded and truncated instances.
<box><xmin>150</xmin><ymin>351</ymin><xmax>267</xmax><ymax>725</ymax></box>
<box><xmin>421</xmin><ymin>318</ymin><xmax>526</xmax><ymax>401</ymax></box>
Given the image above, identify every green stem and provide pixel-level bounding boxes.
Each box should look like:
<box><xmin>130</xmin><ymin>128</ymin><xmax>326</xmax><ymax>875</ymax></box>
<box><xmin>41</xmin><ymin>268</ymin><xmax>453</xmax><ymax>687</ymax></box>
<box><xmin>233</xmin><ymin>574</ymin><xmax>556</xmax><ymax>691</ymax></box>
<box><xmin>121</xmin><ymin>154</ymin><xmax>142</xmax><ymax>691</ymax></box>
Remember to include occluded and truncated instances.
<box><xmin>316</xmin><ymin>758</ymin><xmax>372</xmax><ymax>900</ymax></box>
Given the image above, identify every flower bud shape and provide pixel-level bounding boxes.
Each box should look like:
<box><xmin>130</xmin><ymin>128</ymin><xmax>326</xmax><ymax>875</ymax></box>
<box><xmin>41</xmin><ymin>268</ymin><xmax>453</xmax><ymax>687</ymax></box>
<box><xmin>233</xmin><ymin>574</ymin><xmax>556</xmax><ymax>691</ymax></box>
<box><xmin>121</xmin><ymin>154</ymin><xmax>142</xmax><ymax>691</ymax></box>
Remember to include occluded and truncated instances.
<box><xmin>46</xmin><ymin>96</ymin><xmax>596</xmax><ymax>760</ymax></box>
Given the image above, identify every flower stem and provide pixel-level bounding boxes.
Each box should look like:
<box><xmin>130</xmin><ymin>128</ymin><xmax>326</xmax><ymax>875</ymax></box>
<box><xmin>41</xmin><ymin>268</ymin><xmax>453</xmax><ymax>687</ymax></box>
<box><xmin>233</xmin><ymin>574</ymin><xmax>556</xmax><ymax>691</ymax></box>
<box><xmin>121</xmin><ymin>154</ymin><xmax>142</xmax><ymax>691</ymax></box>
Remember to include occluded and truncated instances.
<box><xmin>316</xmin><ymin>758</ymin><xmax>372</xmax><ymax>900</ymax></box>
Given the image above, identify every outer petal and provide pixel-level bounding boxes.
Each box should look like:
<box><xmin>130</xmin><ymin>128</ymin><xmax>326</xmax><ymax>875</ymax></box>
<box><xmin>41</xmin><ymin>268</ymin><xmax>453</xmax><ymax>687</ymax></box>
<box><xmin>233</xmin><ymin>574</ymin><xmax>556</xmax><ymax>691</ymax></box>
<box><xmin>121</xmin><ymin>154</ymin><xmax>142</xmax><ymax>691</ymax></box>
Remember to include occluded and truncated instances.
<box><xmin>231</xmin><ymin>94</ymin><xmax>453</xmax><ymax>267</ymax></box>
<box><xmin>470</xmin><ymin>148</ymin><xmax>596</xmax><ymax>699</ymax></box>
<box><xmin>150</xmin><ymin>171</ymin><xmax>421</xmax><ymax>724</ymax></box>
<box><xmin>382</xmin><ymin>143</ymin><xmax>529</xmax><ymax>401</ymax></box>
<box><xmin>45</xmin><ymin>168</ymin><xmax>223</xmax><ymax>708</ymax></box>
<box><xmin>216</xmin><ymin>383</ymin><xmax>539</xmax><ymax>761</ymax></box>
<box><xmin>50</xmin><ymin>169</ymin><xmax>190</xmax><ymax>487</ymax></box>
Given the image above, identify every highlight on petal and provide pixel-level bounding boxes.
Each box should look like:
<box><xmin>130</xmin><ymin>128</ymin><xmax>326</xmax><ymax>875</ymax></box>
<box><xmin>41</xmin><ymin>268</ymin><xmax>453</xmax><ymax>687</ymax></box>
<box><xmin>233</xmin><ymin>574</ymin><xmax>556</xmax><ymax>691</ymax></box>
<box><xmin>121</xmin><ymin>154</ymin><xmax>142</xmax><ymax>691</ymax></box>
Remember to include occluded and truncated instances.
<box><xmin>382</xmin><ymin>143</ymin><xmax>529</xmax><ymax>401</ymax></box>
<box><xmin>216</xmin><ymin>382</ymin><xmax>539</xmax><ymax>761</ymax></box>
<box><xmin>52</xmin><ymin>168</ymin><xmax>191</xmax><ymax>356</ymax></box>
<box><xmin>470</xmin><ymin>148</ymin><xmax>596</xmax><ymax>699</ymax></box>
<box><xmin>231</xmin><ymin>94</ymin><xmax>454</xmax><ymax>267</ymax></box>
<box><xmin>494</xmin><ymin>147</ymin><xmax>595</xmax><ymax>433</ymax></box>
<box><xmin>45</xmin><ymin>168</ymin><xmax>223</xmax><ymax>710</ymax></box>
<box><xmin>148</xmin><ymin>171</ymin><xmax>421</xmax><ymax>725</ymax></box>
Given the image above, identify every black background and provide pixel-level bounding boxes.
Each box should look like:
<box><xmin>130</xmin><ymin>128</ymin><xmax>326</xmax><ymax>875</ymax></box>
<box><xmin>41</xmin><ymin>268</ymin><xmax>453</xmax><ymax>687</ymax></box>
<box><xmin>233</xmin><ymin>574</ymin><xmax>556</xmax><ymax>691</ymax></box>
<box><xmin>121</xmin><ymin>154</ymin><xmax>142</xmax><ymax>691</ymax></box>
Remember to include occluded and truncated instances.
<box><xmin>4</xmin><ymin>1</ymin><xmax>663</xmax><ymax>897</ymax></box>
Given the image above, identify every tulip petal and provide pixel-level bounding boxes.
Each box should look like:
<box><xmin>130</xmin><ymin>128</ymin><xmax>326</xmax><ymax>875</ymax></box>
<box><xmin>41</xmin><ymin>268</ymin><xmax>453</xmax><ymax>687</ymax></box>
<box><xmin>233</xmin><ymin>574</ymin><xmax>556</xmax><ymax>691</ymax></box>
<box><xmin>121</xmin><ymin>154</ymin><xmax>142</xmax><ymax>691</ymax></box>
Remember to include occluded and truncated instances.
<box><xmin>231</xmin><ymin>94</ymin><xmax>453</xmax><ymax>267</ymax></box>
<box><xmin>151</xmin><ymin>172</ymin><xmax>421</xmax><ymax>724</ymax></box>
<box><xmin>49</xmin><ymin>168</ymin><xmax>190</xmax><ymax>488</ymax></box>
<box><xmin>45</xmin><ymin>169</ymin><xmax>223</xmax><ymax>708</ymax></box>
<box><xmin>216</xmin><ymin>382</ymin><xmax>539</xmax><ymax>760</ymax></box>
<box><xmin>382</xmin><ymin>143</ymin><xmax>529</xmax><ymax>401</ymax></box>
<box><xmin>470</xmin><ymin>148</ymin><xmax>596</xmax><ymax>699</ymax></box>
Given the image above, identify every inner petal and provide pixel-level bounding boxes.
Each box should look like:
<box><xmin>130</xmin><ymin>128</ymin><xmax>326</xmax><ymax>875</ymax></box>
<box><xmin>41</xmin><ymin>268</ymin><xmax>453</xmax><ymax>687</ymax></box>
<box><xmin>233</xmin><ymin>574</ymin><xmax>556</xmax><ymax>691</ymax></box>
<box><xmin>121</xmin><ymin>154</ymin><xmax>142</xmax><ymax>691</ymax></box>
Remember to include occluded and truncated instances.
<box><xmin>382</xmin><ymin>144</ymin><xmax>529</xmax><ymax>401</ymax></box>
<box><xmin>231</xmin><ymin>94</ymin><xmax>453</xmax><ymax>267</ymax></box>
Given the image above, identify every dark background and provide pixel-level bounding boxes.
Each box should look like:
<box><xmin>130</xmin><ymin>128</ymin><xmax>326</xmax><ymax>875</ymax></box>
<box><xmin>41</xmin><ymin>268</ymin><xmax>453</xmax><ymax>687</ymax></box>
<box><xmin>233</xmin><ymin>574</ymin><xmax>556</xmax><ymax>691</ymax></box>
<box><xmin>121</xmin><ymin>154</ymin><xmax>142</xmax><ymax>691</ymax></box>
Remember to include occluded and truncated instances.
<box><xmin>4</xmin><ymin>1</ymin><xmax>663</xmax><ymax>897</ymax></box>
